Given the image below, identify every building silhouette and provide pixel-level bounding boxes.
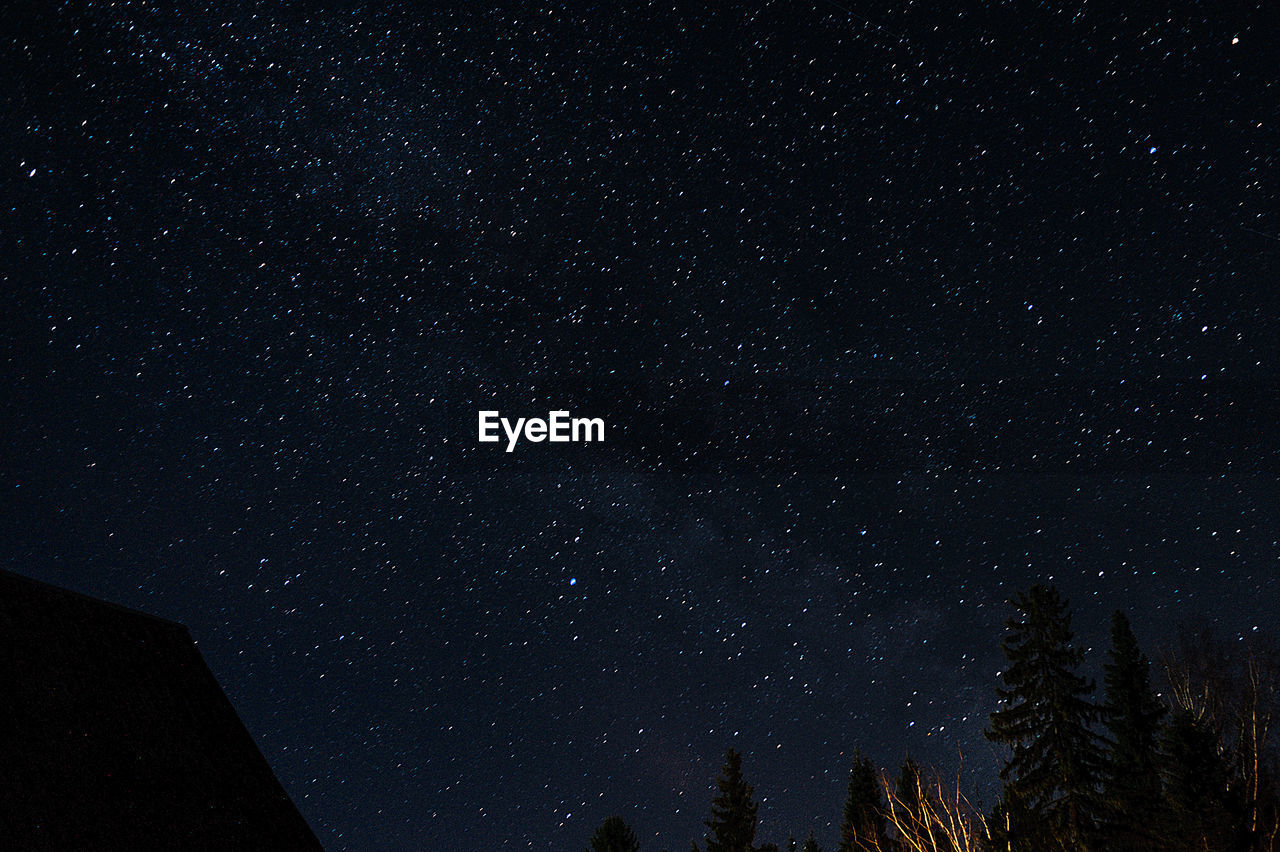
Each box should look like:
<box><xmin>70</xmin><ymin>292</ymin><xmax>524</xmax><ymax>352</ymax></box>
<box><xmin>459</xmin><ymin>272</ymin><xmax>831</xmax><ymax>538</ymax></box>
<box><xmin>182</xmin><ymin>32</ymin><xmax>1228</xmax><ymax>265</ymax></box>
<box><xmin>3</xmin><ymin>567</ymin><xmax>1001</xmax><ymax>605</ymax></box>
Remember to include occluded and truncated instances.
<box><xmin>0</xmin><ymin>569</ymin><xmax>324</xmax><ymax>849</ymax></box>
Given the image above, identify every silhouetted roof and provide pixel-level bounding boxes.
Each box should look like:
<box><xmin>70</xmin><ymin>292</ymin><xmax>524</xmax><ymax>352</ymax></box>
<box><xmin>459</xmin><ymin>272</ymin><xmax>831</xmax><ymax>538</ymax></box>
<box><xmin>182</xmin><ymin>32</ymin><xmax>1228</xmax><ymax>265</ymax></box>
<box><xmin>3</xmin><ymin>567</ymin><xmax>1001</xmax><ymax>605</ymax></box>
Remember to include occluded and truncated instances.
<box><xmin>0</xmin><ymin>569</ymin><xmax>324</xmax><ymax>850</ymax></box>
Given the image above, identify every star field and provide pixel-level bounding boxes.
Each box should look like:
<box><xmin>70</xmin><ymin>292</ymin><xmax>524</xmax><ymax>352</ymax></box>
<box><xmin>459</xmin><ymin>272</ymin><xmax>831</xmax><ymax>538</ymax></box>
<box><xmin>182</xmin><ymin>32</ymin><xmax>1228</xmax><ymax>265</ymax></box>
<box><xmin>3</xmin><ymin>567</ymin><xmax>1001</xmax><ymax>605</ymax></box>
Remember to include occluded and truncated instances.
<box><xmin>3</xmin><ymin>2</ymin><xmax>1279</xmax><ymax>849</ymax></box>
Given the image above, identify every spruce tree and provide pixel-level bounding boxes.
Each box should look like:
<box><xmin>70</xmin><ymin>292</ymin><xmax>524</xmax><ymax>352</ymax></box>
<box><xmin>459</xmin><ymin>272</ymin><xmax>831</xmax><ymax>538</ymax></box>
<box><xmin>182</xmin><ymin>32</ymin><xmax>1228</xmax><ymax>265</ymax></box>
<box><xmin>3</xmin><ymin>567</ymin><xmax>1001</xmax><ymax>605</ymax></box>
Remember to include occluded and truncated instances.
<box><xmin>889</xmin><ymin>756</ymin><xmax>927</xmax><ymax>846</ymax></box>
<box><xmin>1100</xmin><ymin>611</ymin><xmax>1166</xmax><ymax>848</ymax></box>
<box><xmin>801</xmin><ymin>831</ymin><xmax>821</xmax><ymax>852</ymax></box>
<box><xmin>589</xmin><ymin>816</ymin><xmax>641</xmax><ymax>852</ymax></box>
<box><xmin>702</xmin><ymin>748</ymin><xmax>759</xmax><ymax>852</ymax></box>
<box><xmin>985</xmin><ymin>584</ymin><xmax>1105</xmax><ymax>851</ymax></box>
<box><xmin>1162</xmin><ymin>710</ymin><xmax>1239</xmax><ymax>852</ymax></box>
<box><xmin>894</xmin><ymin>757</ymin><xmax>923</xmax><ymax>822</ymax></box>
<box><xmin>839</xmin><ymin>749</ymin><xmax>890</xmax><ymax>852</ymax></box>
<box><xmin>988</xmin><ymin>781</ymin><xmax>1037</xmax><ymax>852</ymax></box>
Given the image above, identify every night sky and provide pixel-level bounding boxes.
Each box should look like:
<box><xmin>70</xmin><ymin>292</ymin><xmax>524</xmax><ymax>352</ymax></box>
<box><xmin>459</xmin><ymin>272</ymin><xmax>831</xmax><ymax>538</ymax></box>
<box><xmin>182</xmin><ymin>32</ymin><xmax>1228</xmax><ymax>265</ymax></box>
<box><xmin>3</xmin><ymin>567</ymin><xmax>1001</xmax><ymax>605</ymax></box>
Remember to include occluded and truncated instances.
<box><xmin>4</xmin><ymin>1</ymin><xmax>1280</xmax><ymax>849</ymax></box>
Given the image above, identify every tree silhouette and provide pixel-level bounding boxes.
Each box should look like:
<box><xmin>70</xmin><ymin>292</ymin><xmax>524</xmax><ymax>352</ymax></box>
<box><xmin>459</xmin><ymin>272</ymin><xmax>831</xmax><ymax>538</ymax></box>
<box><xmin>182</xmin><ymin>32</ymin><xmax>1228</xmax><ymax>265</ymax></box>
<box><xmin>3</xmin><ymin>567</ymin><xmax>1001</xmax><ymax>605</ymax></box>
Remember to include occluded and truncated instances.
<box><xmin>839</xmin><ymin>749</ymin><xmax>890</xmax><ymax>851</ymax></box>
<box><xmin>894</xmin><ymin>756</ymin><xmax>923</xmax><ymax>829</ymax></box>
<box><xmin>702</xmin><ymin>747</ymin><xmax>759</xmax><ymax>852</ymax></box>
<box><xmin>1099</xmin><ymin>611</ymin><xmax>1166</xmax><ymax>849</ymax></box>
<box><xmin>1163</xmin><ymin>709</ymin><xmax>1239</xmax><ymax>851</ymax></box>
<box><xmin>986</xmin><ymin>584</ymin><xmax>1105</xmax><ymax>851</ymax></box>
<box><xmin>589</xmin><ymin>815</ymin><xmax>641</xmax><ymax>852</ymax></box>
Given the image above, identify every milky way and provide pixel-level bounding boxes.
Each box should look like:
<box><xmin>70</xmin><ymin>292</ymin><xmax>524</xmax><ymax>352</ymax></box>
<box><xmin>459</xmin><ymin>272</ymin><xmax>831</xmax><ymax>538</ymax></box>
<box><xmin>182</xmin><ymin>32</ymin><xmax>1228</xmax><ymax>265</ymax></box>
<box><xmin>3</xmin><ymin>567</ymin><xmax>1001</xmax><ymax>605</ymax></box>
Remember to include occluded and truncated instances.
<box><xmin>4</xmin><ymin>3</ymin><xmax>1278</xmax><ymax>849</ymax></box>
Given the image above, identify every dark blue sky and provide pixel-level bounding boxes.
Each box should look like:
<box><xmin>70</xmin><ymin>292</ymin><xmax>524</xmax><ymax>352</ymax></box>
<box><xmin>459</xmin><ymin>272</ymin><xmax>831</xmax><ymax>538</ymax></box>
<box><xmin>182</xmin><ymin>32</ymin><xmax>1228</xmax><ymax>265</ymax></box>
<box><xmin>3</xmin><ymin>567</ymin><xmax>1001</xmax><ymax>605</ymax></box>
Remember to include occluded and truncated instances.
<box><xmin>4</xmin><ymin>1</ymin><xmax>1279</xmax><ymax>848</ymax></box>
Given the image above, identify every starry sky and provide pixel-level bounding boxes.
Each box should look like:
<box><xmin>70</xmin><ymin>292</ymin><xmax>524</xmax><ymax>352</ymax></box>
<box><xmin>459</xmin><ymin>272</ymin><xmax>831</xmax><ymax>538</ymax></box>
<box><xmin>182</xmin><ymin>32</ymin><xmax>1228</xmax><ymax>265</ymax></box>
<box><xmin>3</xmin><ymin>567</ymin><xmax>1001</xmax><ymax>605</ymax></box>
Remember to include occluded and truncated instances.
<box><xmin>3</xmin><ymin>1</ymin><xmax>1279</xmax><ymax>849</ymax></box>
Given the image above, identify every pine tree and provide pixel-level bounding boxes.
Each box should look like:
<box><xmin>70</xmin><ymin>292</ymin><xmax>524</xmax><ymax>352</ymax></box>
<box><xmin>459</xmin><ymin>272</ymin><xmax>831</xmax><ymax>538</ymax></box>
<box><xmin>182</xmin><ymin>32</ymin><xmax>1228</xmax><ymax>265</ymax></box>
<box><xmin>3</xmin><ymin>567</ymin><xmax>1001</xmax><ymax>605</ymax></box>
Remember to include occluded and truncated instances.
<box><xmin>988</xmin><ymin>781</ymin><xmax>1038</xmax><ymax>852</ymax></box>
<box><xmin>888</xmin><ymin>756</ymin><xmax>928</xmax><ymax>848</ymax></box>
<box><xmin>839</xmin><ymin>749</ymin><xmax>890</xmax><ymax>851</ymax></box>
<box><xmin>590</xmin><ymin>816</ymin><xmax>641</xmax><ymax>852</ymax></box>
<box><xmin>894</xmin><ymin>757</ymin><xmax>923</xmax><ymax>824</ymax></box>
<box><xmin>1100</xmin><ymin>611</ymin><xmax>1166</xmax><ymax>848</ymax></box>
<box><xmin>702</xmin><ymin>748</ymin><xmax>759</xmax><ymax>852</ymax></box>
<box><xmin>985</xmin><ymin>584</ymin><xmax>1105</xmax><ymax>851</ymax></box>
<box><xmin>1162</xmin><ymin>710</ymin><xmax>1240</xmax><ymax>852</ymax></box>
<box><xmin>802</xmin><ymin>830</ymin><xmax>821</xmax><ymax>852</ymax></box>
